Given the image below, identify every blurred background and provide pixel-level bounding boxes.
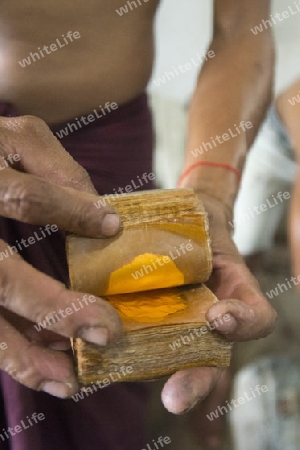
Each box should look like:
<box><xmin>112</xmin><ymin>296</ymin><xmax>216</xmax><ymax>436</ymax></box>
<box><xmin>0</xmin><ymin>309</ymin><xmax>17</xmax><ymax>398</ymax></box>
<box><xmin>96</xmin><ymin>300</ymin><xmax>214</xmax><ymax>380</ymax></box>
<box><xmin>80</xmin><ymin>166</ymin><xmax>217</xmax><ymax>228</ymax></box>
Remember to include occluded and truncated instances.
<box><xmin>146</xmin><ymin>1</ymin><xmax>300</xmax><ymax>449</ymax></box>
<box><xmin>149</xmin><ymin>0</ymin><xmax>300</xmax><ymax>188</ymax></box>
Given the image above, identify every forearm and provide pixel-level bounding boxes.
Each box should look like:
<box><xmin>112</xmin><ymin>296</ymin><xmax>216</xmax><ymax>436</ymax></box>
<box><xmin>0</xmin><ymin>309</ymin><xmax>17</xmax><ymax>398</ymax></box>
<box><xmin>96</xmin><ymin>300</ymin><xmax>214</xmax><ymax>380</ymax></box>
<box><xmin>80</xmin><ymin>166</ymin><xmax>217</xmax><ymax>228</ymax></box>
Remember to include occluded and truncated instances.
<box><xmin>181</xmin><ymin>27</ymin><xmax>274</xmax><ymax>208</ymax></box>
<box><xmin>276</xmin><ymin>80</ymin><xmax>300</xmax><ymax>163</ymax></box>
<box><xmin>276</xmin><ymin>83</ymin><xmax>300</xmax><ymax>279</ymax></box>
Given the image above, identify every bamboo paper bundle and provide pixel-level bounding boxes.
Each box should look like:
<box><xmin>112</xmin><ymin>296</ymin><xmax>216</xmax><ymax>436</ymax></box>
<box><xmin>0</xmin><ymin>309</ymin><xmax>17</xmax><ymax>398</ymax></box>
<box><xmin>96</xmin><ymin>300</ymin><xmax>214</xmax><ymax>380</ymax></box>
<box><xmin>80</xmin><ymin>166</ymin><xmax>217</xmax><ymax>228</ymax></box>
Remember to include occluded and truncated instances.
<box><xmin>67</xmin><ymin>189</ymin><xmax>232</xmax><ymax>384</ymax></box>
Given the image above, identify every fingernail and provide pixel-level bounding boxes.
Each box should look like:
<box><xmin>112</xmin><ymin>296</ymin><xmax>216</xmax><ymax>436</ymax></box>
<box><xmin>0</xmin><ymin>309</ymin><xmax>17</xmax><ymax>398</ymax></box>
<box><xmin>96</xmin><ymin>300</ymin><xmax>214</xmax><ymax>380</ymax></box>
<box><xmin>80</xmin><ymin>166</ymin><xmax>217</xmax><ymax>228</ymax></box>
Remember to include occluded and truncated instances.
<box><xmin>78</xmin><ymin>327</ymin><xmax>108</xmax><ymax>346</ymax></box>
<box><xmin>101</xmin><ymin>214</ymin><xmax>120</xmax><ymax>236</ymax></box>
<box><xmin>42</xmin><ymin>381</ymin><xmax>72</xmax><ymax>398</ymax></box>
<box><xmin>210</xmin><ymin>313</ymin><xmax>237</xmax><ymax>334</ymax></box>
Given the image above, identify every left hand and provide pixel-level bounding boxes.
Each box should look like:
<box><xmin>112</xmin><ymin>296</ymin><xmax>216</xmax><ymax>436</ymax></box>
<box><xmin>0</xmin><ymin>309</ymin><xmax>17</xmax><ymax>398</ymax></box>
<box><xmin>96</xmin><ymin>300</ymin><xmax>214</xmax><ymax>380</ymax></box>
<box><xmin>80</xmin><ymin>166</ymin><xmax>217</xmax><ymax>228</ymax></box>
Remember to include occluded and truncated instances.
<box><xmin>161</xmin><ymin>192</ymin><xmax>277</xmax><ymax>414</ymax></box>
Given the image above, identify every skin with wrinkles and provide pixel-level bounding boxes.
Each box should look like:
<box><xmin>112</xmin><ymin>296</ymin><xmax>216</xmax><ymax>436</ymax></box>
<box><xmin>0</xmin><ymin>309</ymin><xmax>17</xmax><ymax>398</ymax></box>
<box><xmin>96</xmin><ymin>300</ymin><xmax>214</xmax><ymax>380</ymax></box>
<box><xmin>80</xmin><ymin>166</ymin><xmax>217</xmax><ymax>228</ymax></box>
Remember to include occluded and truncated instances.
<box><xmin>0</xmin><ymin>0</ymin><xmax>277</xmax><ymax>417</ymax></box>
<box><xmin>161</xmin><ymin>193</ymin><xmax>277</xmax><ymax>413</ymax></box>
<box><xmin>0</xmin><ymin>117</ymin><xmax>122</xmax><ymax>397</ymax></box>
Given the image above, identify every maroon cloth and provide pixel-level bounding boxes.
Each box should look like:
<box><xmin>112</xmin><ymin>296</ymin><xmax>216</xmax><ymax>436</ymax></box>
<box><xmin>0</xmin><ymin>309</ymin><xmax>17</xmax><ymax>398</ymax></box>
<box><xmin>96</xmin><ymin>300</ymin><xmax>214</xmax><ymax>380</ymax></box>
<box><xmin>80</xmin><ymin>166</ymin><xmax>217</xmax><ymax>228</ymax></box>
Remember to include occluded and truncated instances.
<box><xmin>0</xmin><ymin>95</ymin><xmax>154</xmax><ymax>449</ymax></box>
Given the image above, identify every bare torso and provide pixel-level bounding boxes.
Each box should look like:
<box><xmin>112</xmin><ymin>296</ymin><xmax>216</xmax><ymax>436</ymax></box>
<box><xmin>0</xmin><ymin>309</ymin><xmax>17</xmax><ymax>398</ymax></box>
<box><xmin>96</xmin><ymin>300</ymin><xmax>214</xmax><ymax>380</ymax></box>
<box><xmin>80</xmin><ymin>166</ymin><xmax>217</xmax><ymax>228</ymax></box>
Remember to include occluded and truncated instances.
<box><xmin>0</xmin><ymin>0</ymin><xmax>159</xmax><ymax>124</ymax></box>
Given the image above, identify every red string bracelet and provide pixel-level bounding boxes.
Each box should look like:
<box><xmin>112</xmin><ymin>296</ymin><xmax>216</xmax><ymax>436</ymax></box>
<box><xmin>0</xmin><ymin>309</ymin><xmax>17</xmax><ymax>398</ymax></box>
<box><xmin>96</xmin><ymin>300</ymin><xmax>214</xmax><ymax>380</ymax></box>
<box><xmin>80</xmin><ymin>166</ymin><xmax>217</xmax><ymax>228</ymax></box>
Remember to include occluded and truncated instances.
<box><xmin>177</xmin><ymin>161</ymin><xmax>242</xmax><ymax>187</ymax></box>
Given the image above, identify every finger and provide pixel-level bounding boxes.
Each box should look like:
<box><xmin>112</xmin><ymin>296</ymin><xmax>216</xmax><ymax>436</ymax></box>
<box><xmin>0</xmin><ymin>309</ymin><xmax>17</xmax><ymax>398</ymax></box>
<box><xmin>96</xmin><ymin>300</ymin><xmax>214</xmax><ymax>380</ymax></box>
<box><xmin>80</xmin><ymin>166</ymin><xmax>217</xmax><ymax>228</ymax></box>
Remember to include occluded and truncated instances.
<box><xmin>0</xmin><ymin>115</ymin><xmax>97</xmax><ymax>194</ymax></box>
<box><xmin>0</xmin><ymin>168</ymin><xmax>120</xmax><ymax>237</ymax></box>
<box><xmin>0</xmin><ymin>244</ymin><xmax>122</xmax><ymax>346</ymax></box>
<box><xmin>0</xmin><ymin>308</ymin><xmax>71</xmax><ymax>350</ymax></box>
<box><xmin>161</xmin><ymin>367</ymin><xmax>222</xmax><ymax>414</ymax></box>
<box><xmin>0</xmin><ymin>314</ymin><xmax>78</xmax><ymax>398</ymax></box>
<box><xmin>207</xmin><ymin>259</ymin><xmax>277</xmax><ymax>341</ymax></box>
<box><xmin>206</xmin><ymin>297</ymin><xmax>277</xmax><ymax>341</ymax></box>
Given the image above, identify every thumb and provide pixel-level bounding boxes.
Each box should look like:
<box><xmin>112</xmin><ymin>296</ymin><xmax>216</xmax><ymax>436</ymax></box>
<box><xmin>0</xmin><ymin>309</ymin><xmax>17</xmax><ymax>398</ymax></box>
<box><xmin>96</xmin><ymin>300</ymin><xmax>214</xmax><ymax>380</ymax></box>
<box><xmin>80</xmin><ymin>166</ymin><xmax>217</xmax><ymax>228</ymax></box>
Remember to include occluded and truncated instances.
<box><xmin>206</xmin><ymin>291</ymin><xmax>277</xmax><ymax>342</ymax></box>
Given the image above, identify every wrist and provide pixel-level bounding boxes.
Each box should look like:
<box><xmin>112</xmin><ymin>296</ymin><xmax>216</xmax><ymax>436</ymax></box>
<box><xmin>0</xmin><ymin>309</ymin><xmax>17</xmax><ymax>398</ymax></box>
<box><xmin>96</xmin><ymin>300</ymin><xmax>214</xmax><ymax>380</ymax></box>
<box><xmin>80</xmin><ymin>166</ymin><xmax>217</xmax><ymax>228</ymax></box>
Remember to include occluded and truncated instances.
<box><xmin>178</xmin><ymin>164</ymin><xmax>240</xmax><ymax>211</ymax></box>
<box><xmin>195</xmin><ymin>188</ymin><xmax>234</xmax><ymax>231</ymax></box>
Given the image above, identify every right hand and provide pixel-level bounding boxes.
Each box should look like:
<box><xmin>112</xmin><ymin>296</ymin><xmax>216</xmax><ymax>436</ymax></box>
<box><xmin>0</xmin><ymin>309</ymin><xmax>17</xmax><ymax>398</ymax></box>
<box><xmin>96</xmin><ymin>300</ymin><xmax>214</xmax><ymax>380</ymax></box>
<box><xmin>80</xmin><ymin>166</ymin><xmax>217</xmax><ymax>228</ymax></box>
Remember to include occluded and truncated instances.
<box><xmin>162</xmin><ymin>192</ymin><xmax>277</xmax><ymax>414</ymax></box>
<box><xmin>0</xmin><ymin>115</ymin><xmax>122</xmax><ymax>398</ymax></box>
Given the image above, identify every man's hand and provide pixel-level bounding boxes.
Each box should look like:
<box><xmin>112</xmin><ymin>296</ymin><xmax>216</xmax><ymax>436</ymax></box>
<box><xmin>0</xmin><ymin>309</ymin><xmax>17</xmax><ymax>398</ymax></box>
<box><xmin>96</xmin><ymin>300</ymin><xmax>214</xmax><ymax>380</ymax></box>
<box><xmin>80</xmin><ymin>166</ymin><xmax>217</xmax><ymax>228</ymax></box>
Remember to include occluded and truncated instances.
<box><xmin>161</xmin><ymin>193</ymin><xmax>277</xmax><ymax>414</ymax></box>
<box><xmin>0</xmin><ymin>115</ymin><xmax>122</xmax><ymax>398</ymax></box>
<box><xmin>169</xmin><ymin>0</ymin><xmax>274</xmax><ymax>414</ymax></box>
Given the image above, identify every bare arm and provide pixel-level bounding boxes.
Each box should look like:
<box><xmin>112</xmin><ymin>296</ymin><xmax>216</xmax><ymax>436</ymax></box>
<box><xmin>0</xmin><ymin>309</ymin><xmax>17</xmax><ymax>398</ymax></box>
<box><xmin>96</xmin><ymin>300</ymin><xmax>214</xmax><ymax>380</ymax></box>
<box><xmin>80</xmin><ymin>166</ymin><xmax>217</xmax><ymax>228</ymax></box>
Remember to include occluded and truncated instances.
<box><xmin>276</xmin><ymin>80</ymin><xmax>300</xmax><ymax>286</ymax></box>
<box><xmin>181</xmin><ymin>0</ymin><xmax>274</xmax><ymax>207</ymax></box>
<box><xmin>162</xmin><ymin>0</ymin><xmax>276</xmax><ymax>414</ymax></box>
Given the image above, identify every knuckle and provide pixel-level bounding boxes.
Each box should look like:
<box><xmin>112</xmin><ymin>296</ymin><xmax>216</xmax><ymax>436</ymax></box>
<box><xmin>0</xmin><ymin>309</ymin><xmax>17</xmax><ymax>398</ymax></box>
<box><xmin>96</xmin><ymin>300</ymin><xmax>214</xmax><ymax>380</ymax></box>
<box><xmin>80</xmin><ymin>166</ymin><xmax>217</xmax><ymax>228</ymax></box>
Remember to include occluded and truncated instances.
<box><xmin>66</xmin><ymin>163</ymin><xmax>92</xmax><ymax>190</ymax></box>
<box><xmin>1</xmin><ymin>359</ymin><xmax>20</xmax><ymax>380</ymax></box>
<box><xmin>33</xmin><ymin>288</ymin><xmax>66</xmax><ymax>325</ymax></box>
<box><xmin>71</xmin><ymin>202</ymin><xmax>98</xmax><ymax>232</ymax></box>
<box><xmin>0</xmin><ymin>338</ymin><xmax>70</xmax><ymax>391</ymax></box>
<box><xmin>2</xmin><ymin>358</ymin><xmax>37</xmax><ymax>387</ymax></box>
<box><xmin>19</xmin><ymin>115</ymin><xmax>49</xmax><ymax>134</ymax></box>
<box><xmin>1</xmin><ymin>349</ymin><xmax>43</xmax><ymax>390</ymax></box>
<box><xmin>2</xmin><ymin>177</ymin><xmax>43</xmax><ymax>222</ymax></box>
